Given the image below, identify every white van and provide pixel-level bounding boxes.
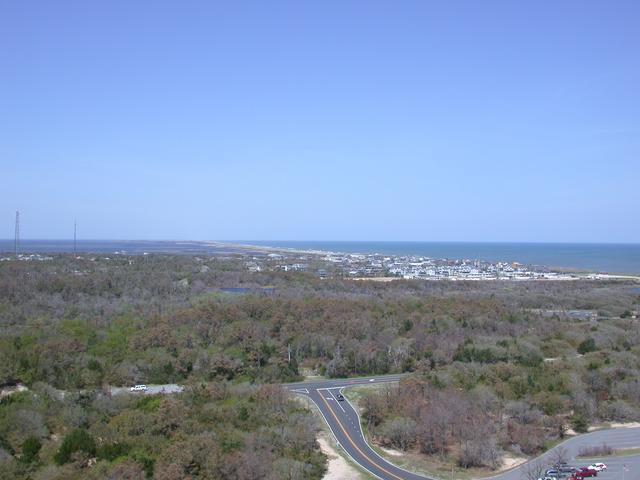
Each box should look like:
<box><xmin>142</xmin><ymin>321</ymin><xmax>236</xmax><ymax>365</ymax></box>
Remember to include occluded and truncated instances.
<box><xmin>130</xmin><ymin>384</ymin><xmax>148</xmax><ymax>392</ymax></box>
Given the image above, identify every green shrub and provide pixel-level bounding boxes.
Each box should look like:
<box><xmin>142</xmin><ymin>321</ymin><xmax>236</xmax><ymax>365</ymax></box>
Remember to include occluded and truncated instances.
<box><xmin>131</xmin><ymin>451</ymin><xmax>155</xmax><ymax>477</ymax></box>
<box><xmin>0</xmin><ymin>434</ymin><xmax>15</xmax><ymax>455</ymax></box>
<box><xmin>537</xmin><ymin>394</ymin><xmax>564</xmax><ymax>416</ymax></box>
<box><xmin>578</xmin><ymin>338</ymin><xmax>597</xmax><ymax>354</ymax></box>
<box><xmin>97</xmin><ymin>442</ymin><xmax>130</xmax><ymax>461</ymax></box>
<box><xmin>571</xmin><ymin>413</ymin><xmax>589</xmax><ymax>433</ymax></box>
<box><xmin>453</xmin><ymin>344</ymin><xmax>507</xmax><ymax>364</ymax></box>
<box><xmin>220</xmin><ymin>432</ymin><xmax>243</xmax><ymax>453</ymax></box>
<box><xmin>135</xmin><ymin>395</ymin><xmax>162</xmax><ymax>413</ymax></box>
<box><xmin>87</xmin><ymin>359</ymin><xmax>102</xmax><ymax>371</ymax></box>
<box><xmin>54</xmin><ymin>429</ymin><xmax>96</xmax><ymax>465</ymax></box>
<box><xmin>21</xmin><ymin>436</ymin><xmax>41</xmax><ymax>463</ymax></box>
<box><xmin>0</xmin><ymin>390</ymin><xmax>30</xmax><ymax>406</ymax></box>
<box><xmin>237</xmin><ymin>405</ymin><xmax>249</xmax><ymax>421</ymax></box>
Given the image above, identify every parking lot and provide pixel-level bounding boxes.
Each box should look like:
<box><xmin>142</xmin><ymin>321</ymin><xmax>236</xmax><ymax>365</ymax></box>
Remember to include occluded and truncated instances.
<box><xmin>538</xmin><ymin>456</ymin><xmax>638</xmax><ymax>480</ymax></box>
<box><xmin>489</xmin><ymin>427</ymin><xmax>640</xmax><ymax>480</ymax></box>
<box><xmin>572</xmin><ymin>456</ymin><xmax>637</xmax><ymax>479</ymax></box>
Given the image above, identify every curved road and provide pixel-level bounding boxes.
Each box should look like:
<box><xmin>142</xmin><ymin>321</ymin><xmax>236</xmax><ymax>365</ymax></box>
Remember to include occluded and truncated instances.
<box><xmin>285</xmin><ymin>374</ymin><xmax>640</xmax><ymax>480</ymax></box>
<box><xmin>286</xmin><ymin>374</ymin><xmax>429</xmax><ymax>480</ymax></box>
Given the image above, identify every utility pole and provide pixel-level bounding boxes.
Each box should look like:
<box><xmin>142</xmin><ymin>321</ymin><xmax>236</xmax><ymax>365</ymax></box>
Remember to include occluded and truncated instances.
<box><xmin>14</xmin><ymin>211</ymin><xmax>20</xmax><ymax>257</ymax></box>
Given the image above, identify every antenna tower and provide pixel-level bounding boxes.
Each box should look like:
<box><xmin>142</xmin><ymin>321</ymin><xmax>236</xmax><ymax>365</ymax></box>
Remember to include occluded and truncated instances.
<box><xmin>74</xmin><ymin>219</ymin><xmax>77</xmax><ymax>256</ymax></box>
<box><xmin>14</xmin><ymin>211</ymin><xmax>20</xmax><ymax>256</ymax></box>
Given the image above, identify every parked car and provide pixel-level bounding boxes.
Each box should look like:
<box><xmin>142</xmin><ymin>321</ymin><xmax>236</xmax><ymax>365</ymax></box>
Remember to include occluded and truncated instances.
<box><xmin>546</xmin><ymin>469</ymin><xmax>559</xmax><ymax>477</ymax></box>
<box><xmin>130</xmin><ymin>384</ymin><xmax>147</xmax><ymax>392</ymax></box>
<box><xmin>336</xmin><ymin>393</ymin><xmax>345</xmax><ymax>401</ymax></box>
<box><xmin>559</xmin><ymin>465</ymin><xmax>577</xmax><ymax>474</ymax></box>
<box><xmin>587</xmin><ymin>463</ymin><xmax>607</xmax><ymax>472</ymax></box>
<box><xmin>576</xmin><ymin>467</ymin><xmax>598</xmax><ymax>477</ymax></box>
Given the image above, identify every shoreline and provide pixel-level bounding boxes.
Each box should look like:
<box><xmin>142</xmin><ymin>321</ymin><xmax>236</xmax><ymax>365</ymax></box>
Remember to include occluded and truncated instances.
<box><xmin>3</xmin><ymin>239</ymin><xmax>640</xmax><ymax>280</ymax></box>
<box><xmin>212</xmin><ymin>241</ymin><xmax>640</xmax><ymax>280</ymax></box>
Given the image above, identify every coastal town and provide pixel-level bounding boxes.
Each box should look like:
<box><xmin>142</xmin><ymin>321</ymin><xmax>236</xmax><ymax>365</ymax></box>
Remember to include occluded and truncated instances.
<box><xmin>2</xmin><ymin>244</ymin><xmax>630</xmax><ymax>282</ymax></box>
<box><xmin>246</xmin><ymin>250</ymin><xmax>591</xmax><ymax>281</ymax></box>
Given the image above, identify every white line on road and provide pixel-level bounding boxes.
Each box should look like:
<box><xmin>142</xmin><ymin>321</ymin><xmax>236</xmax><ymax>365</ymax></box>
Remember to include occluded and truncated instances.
<box><xmin>340</xmin><ymin>386</ymin><xmax>431</xmax><ymax>479</ymax></box>
<box><xmin>301</xmin><ymin>392</ymin><xmax>385</xmax><ymax>480</ymax></box>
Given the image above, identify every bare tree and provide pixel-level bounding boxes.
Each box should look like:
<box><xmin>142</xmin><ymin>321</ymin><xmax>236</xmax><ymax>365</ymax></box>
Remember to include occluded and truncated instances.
<box><xmin>550</xmin><ymin>445</ymin><xmax>569</xmax><ymax>467</ymax></box>
<box><xmin>380</xmin><ymin>417</ymin><xmax>417</xmax><ymax>451</ymax></box>
<box><xmin>521</xmin><ymin>458</ymin><xmax>547</xmax><ymax>480</ymax></box>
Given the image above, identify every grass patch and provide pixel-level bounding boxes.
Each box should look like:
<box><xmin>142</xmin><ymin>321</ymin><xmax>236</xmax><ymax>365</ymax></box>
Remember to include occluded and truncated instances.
<box><xmin>0</xmin><ymin>390</ymin><xmax>30</xmax><ymax>406</ymax></box>
<box><xmin>615</xmin><ymin>447</ymin><xmax>640</xmax><ymax>457</ymax></box>
<box><xmin>134</xmin><ymin>395</ymin><xmax>162</xmax><ymax>412</ymax></box>
<box><xmin>578</xmin><ymin>447</ymin><xmax>640</xmax><ymax>458</ymax></box>
<box><xmin>342</xmin><ymin>383</ymin><xmax>390</xmax><ymax>406</ymax></box>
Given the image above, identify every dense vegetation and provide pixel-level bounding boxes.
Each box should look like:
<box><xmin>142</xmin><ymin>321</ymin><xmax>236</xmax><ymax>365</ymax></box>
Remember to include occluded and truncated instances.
<box><xmin>0</xmin><ymin>381</ymin><xmax>323</xmax><ymax>480</ymax></box>
<box><xmin>1</xmin><ymin>254</ymin><xmax>638</xmax><ymax>477</ymax></box>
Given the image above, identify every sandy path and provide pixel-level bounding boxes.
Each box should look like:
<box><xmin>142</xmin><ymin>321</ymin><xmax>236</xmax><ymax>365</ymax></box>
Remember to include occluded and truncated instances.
<box><xmin>318</xmin><ymin>436</ymin><xmax>366</xmax><ymax>480</ymax></box>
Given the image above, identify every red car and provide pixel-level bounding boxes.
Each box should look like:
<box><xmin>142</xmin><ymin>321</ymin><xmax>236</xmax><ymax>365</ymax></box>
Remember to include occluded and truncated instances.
<box><xmin>575</xmin><ymin>467</ymin><xmax>598</xmax><ymax>478</ymax></box>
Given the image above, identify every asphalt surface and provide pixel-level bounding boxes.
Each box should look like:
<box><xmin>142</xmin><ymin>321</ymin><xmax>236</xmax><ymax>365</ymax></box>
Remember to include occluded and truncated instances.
<box><xmin>109</xmin><ymin>384</ymin><xmax>184</xmax><ymax>396</ymax></box>
<box><xmin>488</xmin><ymin>426</ymin><xmax>640</xmax><ymax>480</ymax></box>
<box><xmin>287</xmin><ymin>374</ymin><xmax>433</xmax><ymax>480</ymax></box>
<box><xmin>285</xmin><ymin>374</ymin><xmax>640</xmax><ymax>480</ymax></box>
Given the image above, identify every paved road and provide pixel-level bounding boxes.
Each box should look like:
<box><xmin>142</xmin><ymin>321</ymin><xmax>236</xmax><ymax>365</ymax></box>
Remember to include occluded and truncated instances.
<box><xmin>285</xmin><ymin>374</ymin><xmax>407</xmax><ymax>393</ymax></box>
<box><xmin>285</xmin><ymin>374</ymin><xmax>640</xmax><ymax>480</ymax></box>
<box><xmin>287</xmin><ymin>374</ymin><xmax>433</xmax><ymax>480</ymax></box>
<box><xmin>109</xmin><ymin>384</ymin><xmax>184</xmax><ymax>396</ymax></box>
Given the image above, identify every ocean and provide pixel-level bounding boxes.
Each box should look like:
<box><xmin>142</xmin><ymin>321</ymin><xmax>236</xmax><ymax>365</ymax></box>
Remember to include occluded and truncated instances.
<box><xmin>234</xmin><ymin>241</ymin><xmax>640</xmax><ymax>275</ymax></box>
<box><xmin>2</xmin><ymin>240</ymin><xmax>640</xmax><ymax>275</ymax></box>
<box><xmin>0</xmin><ymin>240</ymin><xmax>255</xmax><ymax>256</ymax></box>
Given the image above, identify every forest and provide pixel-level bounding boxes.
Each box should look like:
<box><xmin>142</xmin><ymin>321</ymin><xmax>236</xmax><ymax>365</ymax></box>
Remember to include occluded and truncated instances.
<box><xmin>1</xmin><ymin>254</ymin><xmax>639</xmax><ymax>479</ymax></box>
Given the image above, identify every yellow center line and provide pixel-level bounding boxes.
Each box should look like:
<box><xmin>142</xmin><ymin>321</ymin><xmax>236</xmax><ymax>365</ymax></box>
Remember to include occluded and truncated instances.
<box><xmin>318</xmin><ymin>391</ymin><xmax>405</xmax><ymax>480</ymax></box>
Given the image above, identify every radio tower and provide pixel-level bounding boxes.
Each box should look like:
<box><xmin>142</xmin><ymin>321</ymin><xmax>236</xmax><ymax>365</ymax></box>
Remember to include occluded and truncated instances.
<box><xmin>14</xmin><ymin>211</ymin><xmax>20</xmax><ymax>257</ymax></box>
<box><xmin>73</xmin><ymin>219</ymin><xmax>77</xmax><ymax>256</ymax></box>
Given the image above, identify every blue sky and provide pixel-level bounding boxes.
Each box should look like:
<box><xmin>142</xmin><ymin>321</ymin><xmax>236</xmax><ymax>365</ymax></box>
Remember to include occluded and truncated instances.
<box><xmin>2</xmin><ymin>1</ymin><xmax>639</xmax><ymax>242</ymax></box>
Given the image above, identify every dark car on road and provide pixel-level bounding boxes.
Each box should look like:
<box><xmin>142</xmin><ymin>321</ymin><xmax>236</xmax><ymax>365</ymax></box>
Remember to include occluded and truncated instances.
<box><xmin>336</xmin><ymin>393</ymin><xmax>345</xmax><ymax>401</ymax></box>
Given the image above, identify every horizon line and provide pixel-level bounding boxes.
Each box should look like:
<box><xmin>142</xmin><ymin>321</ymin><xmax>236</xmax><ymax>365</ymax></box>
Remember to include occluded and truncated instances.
<box><xmin>2</xmin><ymin>238</ymin><xmax>640</xmax><ymax>246</ymax></box>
